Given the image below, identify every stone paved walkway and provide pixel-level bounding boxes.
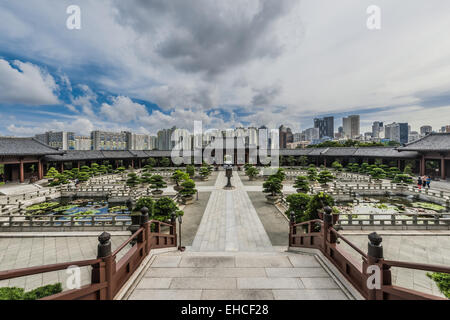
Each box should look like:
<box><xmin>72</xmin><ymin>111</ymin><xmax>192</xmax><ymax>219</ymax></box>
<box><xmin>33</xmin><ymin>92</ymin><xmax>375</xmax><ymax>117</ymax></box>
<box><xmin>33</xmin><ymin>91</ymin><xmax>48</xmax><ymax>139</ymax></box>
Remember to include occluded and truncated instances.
<box><xmin>191</xmin><ymin>171</ymin><xmax>273</xmax><ymax>252</ymax></box>
<box><xmin>127</xmin><ymin>251</ymin><xmax>349</xmax><ymax>300</ymax></box>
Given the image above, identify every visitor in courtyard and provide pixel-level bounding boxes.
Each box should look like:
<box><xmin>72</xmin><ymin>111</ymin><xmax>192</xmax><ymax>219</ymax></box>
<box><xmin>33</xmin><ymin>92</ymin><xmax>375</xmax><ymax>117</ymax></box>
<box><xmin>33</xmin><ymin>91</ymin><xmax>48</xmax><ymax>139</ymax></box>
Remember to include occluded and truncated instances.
<box><xmin>417</xmin><ymin>176</ymin><xmax>422</xmax><ymax>189</ymax></box>
<box><xmin>426</xmin><ymin>176</ymin><xmax>431</xmax><ymax>189</ymax></box>
<box><xmin>422</xmin><ymin>176</ymin><xmax>427</xmax><ymax>189</ymax></box>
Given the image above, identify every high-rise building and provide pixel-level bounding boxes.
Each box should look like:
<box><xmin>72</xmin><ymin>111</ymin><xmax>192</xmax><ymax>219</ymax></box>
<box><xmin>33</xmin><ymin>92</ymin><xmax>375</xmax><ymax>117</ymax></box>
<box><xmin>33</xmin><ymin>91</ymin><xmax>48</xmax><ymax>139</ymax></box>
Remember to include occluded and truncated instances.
<box><xmin>372</xmin><ymin>121</ymin><xmax>384</xmax><ymax>139</ymax></box>
<box><xmin>314</xmin><ymin>116</ymin><xmax>334</xmax><ymax>139</ymax></box>
<box><xmin>408</xmin><ymin>131</ymin><xmax>420</xmax><ymax>143</ymax></box>
<box><xmin>35</xmin><ymin>131</ymin><xmax>76</xmax><ymax>150</ymax></box>
<box><xmin>385</xmin><ymin>123</ymin><xmax>409</xmax><ymax>144</ymax></box>
<box><xmin>420</xmin><ymin>126</ymin><xmax>432</xmax><ymax>135</ymax></box>
<box><xmin>74</xmin><ymin>136</ymin><xmax>92</xmax><ymax>150</ymax></box>
<box><xmin>279</xmin><ymin>125</ymin><xmax>293</xmax><ymax>148</ymax></box>
<box><xmin>91</xmin><ymin>131</ymin><xmax>128</xmax><ymax>150</ymax></box>
<box><xmin>302</xmin><ymin>128</ymin><xmax>320</xmax><ymax>141</ymax></box>
<box><xmin>342</xmin><ymin>115</ymin><xmax>360</xmax><ymax>139</ymax></box>
<box><xmin>157</xmin><ymin>127</ymin><xmax>176</xmax><ymax>151</ymax></box>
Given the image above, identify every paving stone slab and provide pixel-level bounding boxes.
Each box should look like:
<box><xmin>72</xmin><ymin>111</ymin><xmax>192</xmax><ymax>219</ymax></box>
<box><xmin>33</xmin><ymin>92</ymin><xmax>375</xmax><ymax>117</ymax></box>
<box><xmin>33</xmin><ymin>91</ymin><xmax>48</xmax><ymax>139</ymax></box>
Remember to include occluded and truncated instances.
<box><xmin>201</xmin><ymin>289</ymin><xmax>274</xmax><ymax>300</ymax></box>
<box><xmin>170</xmin><ymin>278</ymin><xmax>237</xmax><ymax>289</ymax></box>
<box><xmin>128</xmin><ymin>289</ymin><xmax>203</xmax><ymax>300</ymax></box>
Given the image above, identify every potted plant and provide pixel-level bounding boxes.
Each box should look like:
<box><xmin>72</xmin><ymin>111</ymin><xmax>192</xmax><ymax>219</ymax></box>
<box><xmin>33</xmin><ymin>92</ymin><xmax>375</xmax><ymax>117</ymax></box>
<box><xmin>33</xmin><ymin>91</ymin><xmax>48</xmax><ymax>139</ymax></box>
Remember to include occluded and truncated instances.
<box><xmin>370</xmin><ymin>168</ymin><xmax>386</xmax><ymax>183</ymax></box>
<box><xmin>186</xmin><ymin>165</ymin><xmax>195</xmax><ymax>179</ymax></box>
<box><xmin>286</xmin><ymin>193</ymin><xmax>312</xmax><ymax>223</ymax></box>
<box><xmin>179</xmin><ymin>179</ymin><xmax>197</xmax><ymax>204</ymax></box>
<box><xmin>293</xmin><ymin>175</ymin><xmax>310</xmax><ymax>193</ymax></box>
<box><xmin>149</xmin><ymin>175</ymin><xmax>167</xmax><ymax>196</ymax></box>
<box><xmin>317</xmin><ymin>170</ymin><xmax>334</xmax><ymax>188</ymax></box>
<box><xmin>307</xmin><ymin>167</ymin><xmax>318</xmax><ymax>182</ymax></box>
<box><xmin>306</xmin><ymin>192</ymin><xmax>335</xmax><ymax>221</ymax></box>
<box><xmin>199</xmin><ymin>166</ymin><xmax>211</xmax><ymax>181</ymax></box>
<box><xmin>172</xmin><ymin>170</ymin><xmax>189</xmax><ymax>191</ymax></box>
<box><xmin>245</xmin><ymin>165</ymin><xmax>260</xmax><ymax>181</ymax></box>
<box><xmin>153</xmin><ymin>197</ymin><xmax>183</xmax><ymax>223</ymax></box>
<box><xmin>262</xmin><ymin>176</ymin><xmax>283</xmax><ymax>204</ymax></box>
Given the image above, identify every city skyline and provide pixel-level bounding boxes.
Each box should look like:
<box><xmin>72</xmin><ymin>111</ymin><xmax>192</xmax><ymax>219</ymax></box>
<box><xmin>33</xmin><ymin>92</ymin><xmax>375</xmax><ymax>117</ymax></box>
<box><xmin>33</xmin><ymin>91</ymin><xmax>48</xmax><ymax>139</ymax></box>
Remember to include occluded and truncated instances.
<box><xmin>2</xmin><ymin>1</ymin><xmax>450</xmax><ymax>137</ymax></box>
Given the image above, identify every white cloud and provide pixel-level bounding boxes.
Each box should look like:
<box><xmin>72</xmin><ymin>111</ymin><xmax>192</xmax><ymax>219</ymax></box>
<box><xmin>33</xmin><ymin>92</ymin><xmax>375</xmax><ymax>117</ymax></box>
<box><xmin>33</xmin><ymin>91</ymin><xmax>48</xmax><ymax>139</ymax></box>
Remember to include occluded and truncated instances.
<box><xmin>0</xmin><ymin>59</ymin><xmax>60</xmax><ymax>105</ymax></box>
<box><xmin>100</xmin><ymin>96</ymin><xmax>149</xmax><ymax>123</ymax></box>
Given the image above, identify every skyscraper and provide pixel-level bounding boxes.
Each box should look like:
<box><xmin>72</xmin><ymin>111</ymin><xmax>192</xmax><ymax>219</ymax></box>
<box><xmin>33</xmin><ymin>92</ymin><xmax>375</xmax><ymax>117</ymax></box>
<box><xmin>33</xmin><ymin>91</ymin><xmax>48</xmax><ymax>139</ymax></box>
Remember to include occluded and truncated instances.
<box><xmin>314</xmin><ymin>116</ymin><xmax>334</xmax><ymax>139</ymax></box>
<box><xmin>385</xmin><ymin>123</ymin><xmax>409</xmax><ymax>144</ymax></box>
<box><xmin>372</xmin><ymin>121</ymin><xmax>384</xmax><ymax>139</ymax></box>
<box><xmin>420</xmin><ymin>126</ymin><xmax>432</xmax><ymax>135</ymax></box>
<box><xmin>342</xmin><ymin>115</ymin><xmax>360</xmax><ymax>139</ymax></box>
<box><xmin>279</xmin><ymin>125</ymin><xmax>293</xmax><ymax>148</ymax></box>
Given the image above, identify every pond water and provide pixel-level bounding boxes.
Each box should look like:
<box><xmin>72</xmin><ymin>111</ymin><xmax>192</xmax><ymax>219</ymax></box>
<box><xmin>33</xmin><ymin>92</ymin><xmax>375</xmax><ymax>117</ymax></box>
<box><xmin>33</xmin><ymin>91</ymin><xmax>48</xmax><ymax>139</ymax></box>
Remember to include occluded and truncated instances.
<box><xmin>336</xmin><ymin>196</ymin><xmax>448</xmax><ymax>219</ymax></box>
<box><xmin>25</xmin><ymin>199</ymin><xmax>131</xmax><ymax>222</ymax></box>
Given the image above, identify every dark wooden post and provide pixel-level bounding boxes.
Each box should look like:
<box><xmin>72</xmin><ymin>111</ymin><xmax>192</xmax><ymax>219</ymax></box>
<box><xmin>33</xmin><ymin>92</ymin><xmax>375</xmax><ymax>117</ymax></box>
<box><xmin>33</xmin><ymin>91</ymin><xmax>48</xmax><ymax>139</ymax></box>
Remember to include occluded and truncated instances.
<box><xmin>171</xmin><ymin>213</ymin><xmax>177</xmax><ymax>247</ymax></box>
<box><xmin>140</xmin><ymin>207</ymin><xmax>150</xmax><ymax>254</ymax></box>
<box><xmin>38</xmin><ymin>159</ymin><xmax>43</xmax><ymax>180</ymax></box>
<box><xmin>322</xmin><ymin>206</ymin><xmax>334</xmax><ymax>252</ymax></box>
<box><xmin>365</xmin><ymin>232</ymin><xmax>391</xmax><ymax>300</ymax></box>
<box><xmin>289</xmin><ymin>211</ymin><xmax>296</xmax><ymax>246</ymax></box>
<box><xmin>19</xmin><ymin>159</ymin><xmax>24</xmax><ymax>183</ymax></box>
<box><xmin>92</xmin><ymin>232</ymin><xmax>114</xmax><ymax>300</ymax></box>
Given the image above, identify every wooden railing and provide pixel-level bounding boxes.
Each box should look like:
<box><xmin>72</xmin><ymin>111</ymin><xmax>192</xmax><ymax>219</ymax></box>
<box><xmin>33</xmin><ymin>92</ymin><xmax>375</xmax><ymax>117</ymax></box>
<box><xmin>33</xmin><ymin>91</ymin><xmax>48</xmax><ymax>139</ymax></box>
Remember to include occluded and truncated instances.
<box><xmin>288</xmin><ymin>211</ymin><xmax>450</xmax><ymax>300</ymax></box>
<box><xmin>0</xmin><ymin>212</ymin><xmax>177</xmax><ymax>300</ymax></box>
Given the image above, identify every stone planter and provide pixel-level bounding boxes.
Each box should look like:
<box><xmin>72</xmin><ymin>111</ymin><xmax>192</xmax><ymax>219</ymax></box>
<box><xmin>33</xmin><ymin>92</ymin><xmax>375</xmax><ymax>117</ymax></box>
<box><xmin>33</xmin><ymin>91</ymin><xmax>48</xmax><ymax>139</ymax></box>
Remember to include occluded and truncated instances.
<box><xmin>296</xmin><ymin>189</ymin><xmax>308</xmax><ymax>194</ymax></box>
<box><xmin>201</xmin><ymin>176</ymin><xmax>209</xmax><ymax>181</ymax></box>
<box><xmin>152</xmin><ymin>190</ymin><xmax>163</xmax><ymax>195</ymax></box>
<box><xmin>182</xmin><ymin>196</ymin><xmax>194</xmax><ymax>205</ymax></box>
<box><xmin>265</xmin><ymin>194</ymin><xmax>281</xmax><ymax>204</ymax></box>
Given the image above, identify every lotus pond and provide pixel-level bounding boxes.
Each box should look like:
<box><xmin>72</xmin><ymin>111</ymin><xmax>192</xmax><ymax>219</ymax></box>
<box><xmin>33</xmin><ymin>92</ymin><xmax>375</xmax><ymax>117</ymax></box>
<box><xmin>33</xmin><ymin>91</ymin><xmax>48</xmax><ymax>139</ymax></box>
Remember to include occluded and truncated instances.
<box><xmin>25</xmin><ymin>199</ymin><xmax>131</xmax><ymax>222</ymax></box>
<box><xmin>336</xmin><ymin>196</ymin><xmax>448</xmax><ymax>220</ymax></box>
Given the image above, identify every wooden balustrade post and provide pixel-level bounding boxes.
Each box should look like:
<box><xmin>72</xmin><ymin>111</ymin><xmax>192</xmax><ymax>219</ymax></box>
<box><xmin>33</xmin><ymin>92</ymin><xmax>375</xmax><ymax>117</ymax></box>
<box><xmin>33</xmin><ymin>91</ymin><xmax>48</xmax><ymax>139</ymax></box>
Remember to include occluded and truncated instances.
<box><xmin>365</xmin><ymin>232</ymin><xmax>391</xmax><ymax>300</ymax></box>
<box><xmin>322</xmin><ymin>206</ymin><xmax>335</xmax><ymax>252</ymax></box>
<box><xmin>140</xmin><ymin>207</ymin><xmax>151</xmax><ymax>254</ymax></box>
<box><xmin>289</xmin><ymin>211</ymin><xmax>296</xmax><ymax>246</ymax></box>
<box><xmin>92</xmin><ymin>232</ymin><xmax>114</xmax><ymax>300</ymax></box>
<box><xmin>171</xmin><ymin>213</ymin><xmax>177</xmax><ymax>247</ymax></box>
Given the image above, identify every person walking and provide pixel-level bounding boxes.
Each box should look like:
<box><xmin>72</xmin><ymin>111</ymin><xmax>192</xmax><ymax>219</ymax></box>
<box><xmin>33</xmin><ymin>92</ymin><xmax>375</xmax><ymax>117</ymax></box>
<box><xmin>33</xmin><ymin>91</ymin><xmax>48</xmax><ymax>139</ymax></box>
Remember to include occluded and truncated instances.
<box><xmin>417</xmin><ymin>176</ymin><xmax>423</xmax><ymax>189</ymax></box>
<box><xmin>426</xmin><ymin>176</ymin><xmax>431</xmax><ymax>189</ymax></box>
<box><xmin>422</xmin><ymin>176</ymin><xmax>427</xmax><ymax>189</ymax></box>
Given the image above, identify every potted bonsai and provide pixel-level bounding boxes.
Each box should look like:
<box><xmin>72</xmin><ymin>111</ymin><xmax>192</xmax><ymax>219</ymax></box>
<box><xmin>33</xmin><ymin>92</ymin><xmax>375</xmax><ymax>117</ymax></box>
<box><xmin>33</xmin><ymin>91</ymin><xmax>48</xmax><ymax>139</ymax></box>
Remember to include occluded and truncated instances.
<box><xmin>317</xmin><ymin>170</ymin><xmax>334</xmax><ymax>188</ymax></box>
<box><xmin>172</xmin><ymin>170</ymin><xmax>189</xmax><ymax>191</ymax></box>
<box><xmin>307</xmin><ymin>167</ymin><xmax>318</xmax><ymax>182</ymax></box>
<box><xmin>149</xmin><ymin>175</ymin><xmax>167</xmax><ymax>197</ymax></box>
<box><xmin>199</xmin><ymin>166</ymin><xmax>211</xmax><ymax>181</ymax></box>
<box><xmin>179</xmin><ymin>179</ymin><xmax>197</xmax><ymax>204</ymax></box>
<box><xmin>306</xmin><ymin>192</ymin><xmax>335</xmax><ymax>221</ymax></box>
<box><xmin>293</xmin><ymin>175</ymin><xmax>310</xmax><ymax>193</ymax></box>
<box><xmin>370</xmin><ymin>168</ymin><xmax>386</xmax><ymax>184</ymax></box>
<box><xmin>186</xmin><ymin>165</ymin><xmax>195</xmax><ymax>179</ymax></box>
<box><xmin>153</xmin><ymin>197</ymin><xmax>184</xmax><ymax>223</ymax></box>
<box><xmin>286</xmin><ymin>193</ymin><xmax>312</xmax><ymax>223</ymax></box>
<box><xmin>262</xmin><ymin>176</ymin><xmax>283</xmax><ymax>204</ymax></box>
<box><xmin>245</xmin><ymin>165</ymin><xmax>260</xmax><ymax>181</ymax></box>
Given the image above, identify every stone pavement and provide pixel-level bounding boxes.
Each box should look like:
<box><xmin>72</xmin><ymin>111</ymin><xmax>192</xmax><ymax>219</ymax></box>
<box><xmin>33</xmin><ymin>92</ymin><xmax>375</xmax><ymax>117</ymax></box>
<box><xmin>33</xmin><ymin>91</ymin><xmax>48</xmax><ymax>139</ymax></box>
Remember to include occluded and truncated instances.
<box><xmin>126</xmin><ymin>250</ymin><xmax>350</xmax><ymax>300</ymax></box>
<box><xmin>191</xmin><ymin>171</ymin><xmax>273</xmax><ymax>252</ymax></box>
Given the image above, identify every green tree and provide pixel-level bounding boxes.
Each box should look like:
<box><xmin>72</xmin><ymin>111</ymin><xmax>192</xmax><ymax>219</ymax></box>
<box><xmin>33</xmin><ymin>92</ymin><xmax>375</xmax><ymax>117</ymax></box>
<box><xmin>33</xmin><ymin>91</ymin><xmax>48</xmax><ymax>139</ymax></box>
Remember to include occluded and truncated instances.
<box><xmin>306</xmin><ymin>192</ymin><xmax>335</xmax><ymax>221</ymax></box>
<box><xmin>370</xmin><ymin>168</ymin><xmax>386</xmax><ymax>181</ymax></box>
<box><xmin>159</xmin><ymin>157</ymin><xmax>171</xmax><ymax>167</ymax></box>
<box><xmin>262</xmin><ymin>176</ymin><xmax>283</xmax><ymax>196</ymax></box>
<box><xmin>392</xmin><ymin>174</ymin><xmax>413</xmax><ymax>184</ymax></box>
<box><xmin>403</xmin><ymin>165</ymin><xmax>413</xmax><ymax>176</ymax></box>
<box><xmin>199</xmin><ymin>166</ymin><xmax>211</xmax><ymax>179</ymax></box>
<box><xmin>427</xmin><ymin>272</ymin><xmax>450</xmax><ymax>298</ymax></box>
<box><xmin>331</xmin><ymin>161</ymin><xmax>343</xmax><ymax>172</ymax></box>
<box><xmin>45</xmin><ymin>167</ymin><xmax>59</xmax><ymax>179</ymax></box>
<box><xmin>153</xmin><ymin>197</ymin><xmax>183</xmax><ymax>221</ymax></box>
<box><xmin>172</xmin><ymin>170</ymin><xmax>189</xmax><ymax>186</ymax></box>
<box><xmin>245</xmin><ymin>165</ymin><xmax>260</xmax><ymax>180</ymax></box>
<box><xmin>286</xmin><ymin>193</ymin><xmax>312</xmax><ymax>222</ymax></box>
<box><xmin>274</xmin><ymin>168</ymin><xmax>286</xmax><ymax>182</ymax></box>
<box><xmin>147</xmin><ymin>158</ymin><xmax>157</xmax><ymax>168</ymax></box>
<box><xmin>48</xmin><ymin>173</ymin><xmax>69</xmax><ymax>186</ymax></box>
<box><xmin>140</xmin><ymin>172</ymin><xmax>153</xmax><ymax>184</ymax></box>
<box><xmin>286</xmin><ymin>156</ymin><xmax>296</xmax><ymax>166</ymax></box>
<box><xmin>126</xmin><ymin>172</ymin><xmax>141</xmax><ymax>187</ymax></box>
<box><xmin>307</xmin><ymin>167</ymin><xmax>318</xmax><ymax>181</ymax></box>
<box><xmin>186</xmin><ymin>165</ymin><xmax>195</xmax><ymax>178</ymax></box>
<box><xmin>317</xmin><ymin>170</ymin><xmax>334</xmax><ymax>186</ymax></box>
<box><xmin>387</xmin><ymin>167</ymin><xmax>401</xmax><ymax>179</ymax></box>
<box><xmin>179</xmin><ymin>179</ymin><xmax>197</xmax><ymax>198</ymax></box>
<box><xmin>149</xmin><ymin>175</ymin><xmax>167</xmax><ymax>193</ymax></box>
<box><xmin>134</xmin><ymin>197</ymin><xmax>155</xmax><ymax>215</ymax></box>
<box><xmin>293</xmin><ymin>176</ymin><xmax>310</xmax><ymax>193</ymax></box>
<box><xmin>298</xmin><ymin>156</ymin><xmax>309</xmax><ymax>167</ymax></box>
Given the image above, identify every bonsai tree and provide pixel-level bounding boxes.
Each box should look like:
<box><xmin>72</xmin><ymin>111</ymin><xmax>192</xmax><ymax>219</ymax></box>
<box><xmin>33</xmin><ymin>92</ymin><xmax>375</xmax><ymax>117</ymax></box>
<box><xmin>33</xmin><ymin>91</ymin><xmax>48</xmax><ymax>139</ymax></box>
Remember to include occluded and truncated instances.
<box><xmin>147</xmin><ymin>157</ymin><xmax>157</xmax><ymax>168</ymax></box>
<box><xmin>172</xmin><ymin>170</ymin><xmax>189</xmax><ymax>190</ymax></box>
<box><xmin>298</xmin><ymin>156</ymin><xmax>309</xmax><ymax>168</ymax></box>
<box><xmin>98</xmin><ymin>165</ymin><xmax>108</xmax><ymax>175</ymax></box>
<box><xmin>149</xmin><ymin>175</ymin><xmax>167</xmax><ymax>195</ymax></box>
<box><xmin>45</xmin><ymin>167</ymin><xmax>59</xmax><ymax>179</ymax></box>
<box><xmin>77</xmin><ymin>171</ymin><xmax>90</xmax><ymax>182</ymax></box>
<box><xmin>403</xmin><ymin>165</ymin><xmax>413</xmax><ymax>176</ymax></box>
<box><xmin>140</xmin><ymin>172</ymin><xmax>153</xmax><ymax>185</ymax></box>
<box><xmin>245</xmin><ymin>165</ymin><xmax>260</xmax><ymax>181</ymax></box>
<box><xmin>286</xmin><ymin>193</ymin><xmax>312</xmax><ymax>222</ymax></box>
<box><xmin>370</xmin><ymin>168</ymin><xmax>386</xmax><ymax>182</ymax></box>
<box><xmin>126</xmin><ymin>172</ymin><xmax>141</xmax><ymax>188</ymax></box>
<box><xmin>199</xmin><ymin>166</ymin><xmax>211</xmax><ymax>180</ymax></box>
<box><xmin>307</xmin><ymin>167</ymin><xmax>318</xmax><ymax>181</ymax></box>
<box><xmin>153</xmin><ymin>197</ymin><xmax>183</xmax><ymax>222</ymax></box>
<box><xmin>48</xmin><ymin>173</ymin><xmax>69</xmax><ymax>186</ymax></box>
<box><xmin>293</xmin><ymin>176</ymin><xmax>310</xmax><ymax>193</ymax></box>
<box><xmin>262</xmin><ymin>176</ymin><xmax>283</xmax><ymax>203</ymax></box>
<box><xmin>143</xmin><ymin>164</ymin><xmax>153</xmax><ymax>172</ymax></box>
<box><xmin>348</xmin><ymin>163</ymin><xmax>359</xmax><ymax>173</ymax></box>
<box><xmin>186</xmin><ymin>165</ymin><xmax>195</xmax><ymax>178</ymax></box>
<box><xmin>387</xmin><ymin>167</ymin><xmax>401</xmax><ymax>179</ymax></box>
<box><xmin>274</xmin><ymin>168</ymin><xmax>286</xmax><ymax>182</ymax></box>
<box><xmin>159</xmin><ymin>157</ymin><xmax>171</xmax><ymax>168</ymax></box>
<box><xmin>134</xmin><ymin>197</ymin><xmax>154</xmax><ymax>216</ymax></box>
<box><xmin>115</xmin><ymin>166</ymin><xmax>126</xmax><ymax>174</ymax></box>
<box><xmin>359</xmin><ymin>163</ymin><xmax>370</xmax><ymax>174</ymax></box>
<box><xmin>179</xmin><ymin>179</ymin><xmax>197</xmax><ymax>204</ymax></box>
<box><xmin>317</xmin><ymin>170</ymin><xmax>334</xmax><ymax>187</ymax></box>
<box><xmin>286</xmin><ymin>156</ymin><xmax>296</xmax><ymax>166</ymax></box>
<box><xmin>393</xmin><ymin>174</ymin><xmax>413</xmax><ymax>185</ymax></box>
<box><xmin>306</xmin><ymin>192</ymin><xmax>335</xmax><ymax>221</ymax></box>
<box><xmin>91</xmin><ymin>163</ymin><xmax>100</xmax><ymax>176</ymax></box>
<box><xmin>331</xmin><ymin>161</ymin><xmax>343</xmax><ymax>172</ymax></box>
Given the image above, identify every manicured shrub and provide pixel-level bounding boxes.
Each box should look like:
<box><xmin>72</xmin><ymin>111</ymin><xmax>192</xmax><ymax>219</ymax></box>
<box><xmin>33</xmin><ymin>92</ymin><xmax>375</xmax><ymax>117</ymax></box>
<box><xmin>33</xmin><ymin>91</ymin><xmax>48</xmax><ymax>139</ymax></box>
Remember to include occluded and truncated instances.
<box><xmin>135</xmin><ymin>197</ymin><xmax>155</xmax><ymax>215</ymax></box>
<box><xmin>0</xmin><ymin>283</ymin><xmax>62</xmax><ymax>300</ymax></box>
<box><xmin>186</xmin><ymin>165</ymin><xmax>195</xmax><ymax>178</ymax></box>
<box><xmin>126</xmin><ymin>172</ymin><xmax>141</xmax><ymax>187</ymax></box>
<box><xmin>45</xmin><ymin>167</ymin><xmax>59</xmax><ymax>179</ymax></box>
<box><xmin>370</xmin><ymin>168</ymin><xmax>386</xmax><ymax>181</ymax></box>
<box><xmin>172</xmin><ymin>170</ymin><xmax>189</xmax><ymax>186</ymax></box>
<box><xmin>307</xmin><ymin>167</ymin><xmax>317</xmax><ymax>181</ymax></box>
<box><xmin>427</xmin><ymin>272</ymin><xmax>450</xmax><ymax>298</ymax></box>
<box><xmin>149</xmin><ymin>175</ymin><xmax>167</xmax><ymax>192</ymax></box>
<box><xmin>153</xmin><ymin>197</ymin><xmax>183</xmax><ymax>221</ymax></box>
<box><xmin>317</xmin><ymin>170</ymin><xmax>334</xmax><ymax>185</ymax></box>
<box><xmin>159</xmin><ymin>157</ymin><xmax>171</xmax><ymax>167</ymax></box>
<box><xmin>332</xmin><ymin>161</ymin><xmax>343</xmax><ymax>171</ymax></box>
<box><xmin>245</xmin><ymin>165</ymin><xmax>260</xmax><ymax>179</ymax></box>
<box><xmin>179</xmin><ymin>179</ymin><xmax>197</xmax><ymax>198</ymax></box>
<box><xmin>286</xmin><ymin>193</ymin><xmax>312</xmax><ymax>222</ymax></box>
<box><xmin>306</xmin><ymin>192</ymin><xmax>335</xmax><ymax>221</ymax></box>
<box><xmin>393</xmin><ymin>174</ymin><xmax>413</xmax><ymax>184</ymax></box>
<box><xmin>262</xmin><ymin>176</ymin><xmax>283</xmax><ymax>196</ymax></box>
<box><xmin>293</xmin><ymin>176</ymin><xmax>309</xmax><ymax>193</ymax></box>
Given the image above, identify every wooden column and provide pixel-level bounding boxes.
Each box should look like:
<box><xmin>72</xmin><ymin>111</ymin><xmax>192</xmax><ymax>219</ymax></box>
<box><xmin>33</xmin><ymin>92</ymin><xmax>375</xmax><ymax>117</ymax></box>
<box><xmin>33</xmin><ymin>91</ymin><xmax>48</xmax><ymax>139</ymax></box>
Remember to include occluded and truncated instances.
<box><xmin>420</xmin><ymin>155</ymin><xmax>425</xmax><ymax>176</ymax></box>
<box><xmin>78</xmin><ymin>161</ymin><xmax>81</xmax><ymax>170</ymax></box>
<box><xmin>38</xmin><ymin>160</ymin><xmax>43</xmax><ymax>180</ymax></box>
<box><xmin>441</xmin><ymin>156</ymin><xmax>446</xmax><ymax>180</ymax></box>
<box><xmin>60</xmin><ymin>162</ymin><xmax>64</xmax><ymax>173</ymax></box>
<box><xmin>19</xmin><ymin>159</ymin><xmax>24</xmax><ymax>183</ymax></box>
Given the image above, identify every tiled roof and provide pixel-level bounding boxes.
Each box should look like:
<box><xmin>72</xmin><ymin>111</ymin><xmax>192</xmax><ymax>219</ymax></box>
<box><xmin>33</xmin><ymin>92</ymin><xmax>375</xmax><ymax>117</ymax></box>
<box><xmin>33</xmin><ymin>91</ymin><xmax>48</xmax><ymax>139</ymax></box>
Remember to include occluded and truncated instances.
<box><xmin>398</xmin><ymin>133</ymin><xmax>450</xmax><ymax>152</ymax></box>
<box><xmin>0</xmin><ymin>137</ymin><xmax>64</xmax><ymax>156</ymax></box>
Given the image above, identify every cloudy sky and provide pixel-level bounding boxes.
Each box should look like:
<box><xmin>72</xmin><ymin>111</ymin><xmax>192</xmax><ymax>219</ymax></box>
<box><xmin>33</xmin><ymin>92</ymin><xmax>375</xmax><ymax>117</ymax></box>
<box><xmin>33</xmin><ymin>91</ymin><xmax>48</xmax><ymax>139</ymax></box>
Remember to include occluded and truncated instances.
<box><xmin>1</xmin><ymin>0</ymin><xmax>450</xmax><ymax>136</ymax></box>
